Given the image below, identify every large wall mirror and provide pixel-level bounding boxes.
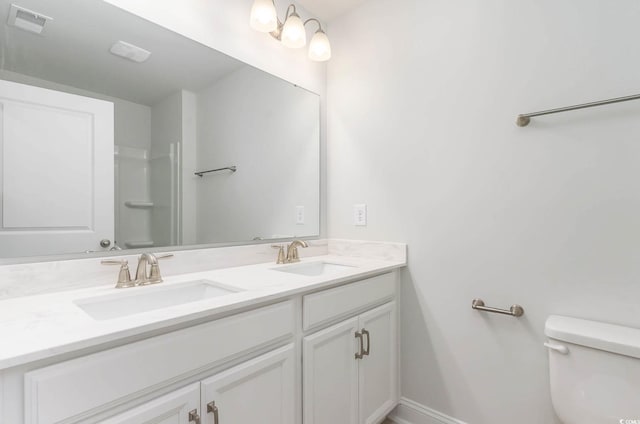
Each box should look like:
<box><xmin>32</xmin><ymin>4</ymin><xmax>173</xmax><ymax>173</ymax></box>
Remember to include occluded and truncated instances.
<box><xmin>0</xmin><ymin>0</ymin><xmax>320</xmax><ymax>260</ymax></box>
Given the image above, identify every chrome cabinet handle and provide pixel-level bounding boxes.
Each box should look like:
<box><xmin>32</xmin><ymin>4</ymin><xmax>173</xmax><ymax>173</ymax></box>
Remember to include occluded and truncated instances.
<box><xmin>188</xmin><ymin>409</ymin><xmax>201</xmax><ymax>424</ymax></box>
<box><xmin>207</xmin><ymin>401</ymin><xmax>219</xmax><ymax>424</ymax></box>
<box><xmin>355</xmin><ymin>331</ymin><xmax>364</xmax><ymax>359</ymax></box>
<box><xmin>362</xmin><ymin>329</ymin><xmax>370</xmax><ymax>356</ymax></box>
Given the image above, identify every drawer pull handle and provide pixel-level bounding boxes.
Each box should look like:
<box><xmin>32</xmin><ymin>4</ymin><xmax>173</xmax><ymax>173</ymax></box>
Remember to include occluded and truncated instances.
<box><xmin>362</xmin><ymin>329</ymin><xmax>371</xmax><ymax>356</ymax></box>
<box><xmin>355</xmin><ymin>331</ymin><xmax>364</xmax><ymax>359</ymax></box>
<box><xmin>189</xmin><ymin>409</ymin><xmax>201</xmax><ymax>424</ymax></box>
<box><xmin>207</xmin><ymin>401</ymin><xmax>220</xmax><ymax>424</ymax></box>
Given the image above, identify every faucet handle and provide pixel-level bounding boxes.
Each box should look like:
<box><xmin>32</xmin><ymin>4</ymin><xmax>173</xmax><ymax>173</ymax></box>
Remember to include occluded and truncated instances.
<box><xmin>101</xmin><ymin>259</ymin><xmax>135</xmax><ymax>289</ymax></box>
<box><xmin>149</xmin><ymin>254</ymin><xmax>173</xmax><ymax>283</ymax></box>
<box><xmin>271</xmin><ymin>245</ymin><xmax>286</xmax><ymax>264</ymax></box>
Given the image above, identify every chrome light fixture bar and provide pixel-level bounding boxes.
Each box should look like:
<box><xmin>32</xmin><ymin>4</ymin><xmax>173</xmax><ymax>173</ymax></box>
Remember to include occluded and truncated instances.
<box><xmin>250</xmin><ymin>0</ymin><xmax>331</xmax><ymax>62</ymax></box>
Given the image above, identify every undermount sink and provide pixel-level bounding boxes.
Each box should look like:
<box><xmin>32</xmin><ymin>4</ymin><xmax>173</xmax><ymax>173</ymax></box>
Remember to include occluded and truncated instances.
<box><xmin>75</xmin><ymin>280</ymin><xmax>241</xmax><ymax>320</ymax></box>
<box><xmin>273</xmin><ymin>261</ymin><xmax>357</xmax><ymax>277</ymax></box>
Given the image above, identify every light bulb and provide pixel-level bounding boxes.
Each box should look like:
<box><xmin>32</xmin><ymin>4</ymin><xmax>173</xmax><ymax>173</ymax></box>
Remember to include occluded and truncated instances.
<box><xmin>281</xmin><ymin>12</ymin><xmax>306</xmax><ymax>48</ymax></box>
<box><xmin>308</xmin><ymin>30</ymin><xmax>331</xmax><ymax>61</ymax></box>
<box><xmin>250</xmin><ymin>0</ymin><xmax>277</xmax><ymax>33</ymax></box>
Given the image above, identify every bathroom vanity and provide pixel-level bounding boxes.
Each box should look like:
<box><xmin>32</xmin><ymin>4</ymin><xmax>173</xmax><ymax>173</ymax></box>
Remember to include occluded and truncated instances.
<box><xmin>0</xmin><ymin>2</ymin><xmax>404</xmax><ymax>422</ymax></box>
<box><xmin>0</xmin><ymin>241</ymin><xmax>405</xmax><ymax>424</ymax></box>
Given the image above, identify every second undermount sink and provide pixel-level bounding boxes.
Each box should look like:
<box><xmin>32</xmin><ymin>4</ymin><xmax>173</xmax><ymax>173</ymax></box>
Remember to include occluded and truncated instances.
<box><xmin>75</xmin><ymin>280</ymin><xmax>241</xmax><ymax>321</ymax></box>
<box><xmin>273</xmin><ymin>261</ymin><xmax>357</xmax><ymax>277</ymax></box>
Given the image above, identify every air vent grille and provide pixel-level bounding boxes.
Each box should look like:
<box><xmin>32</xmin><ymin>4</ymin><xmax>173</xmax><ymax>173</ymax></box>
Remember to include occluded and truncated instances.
<box><xmin>7</xmin><ymin>4</ymin><xmax>53</xmax><ymax>35</ymax></box>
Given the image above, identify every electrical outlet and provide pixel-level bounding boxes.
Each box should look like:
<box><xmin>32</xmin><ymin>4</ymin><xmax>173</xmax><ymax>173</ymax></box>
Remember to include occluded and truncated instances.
<box><xmin>353</xmin><ymin>204</ymin><xmax>367</xmax><ymax>226</ymax></box>
<box><xmin>296</xmin><ymin>206</ymin><xmax>305</xmax><ymax>225</ymax></box>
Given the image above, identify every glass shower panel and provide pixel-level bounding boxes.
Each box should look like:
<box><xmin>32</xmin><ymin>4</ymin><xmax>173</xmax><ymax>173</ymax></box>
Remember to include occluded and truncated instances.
<box><xmin>149</xmin><ymin>142</ymin><xmax>181</xmax><ymax>248</ymax></box>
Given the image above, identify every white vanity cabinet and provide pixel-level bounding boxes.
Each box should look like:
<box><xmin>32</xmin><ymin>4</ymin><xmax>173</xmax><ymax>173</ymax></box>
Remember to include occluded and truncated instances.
<box><xmin>22</xmin><ymin>301</ymin><xmax>295</xmax><ymax>424</ymax></box>
<box><xmin>102</xmin><ymin>344</ymin><xmax>296</xmax><ymax>424</ymax></box>
<box><xmin>200</xmin><ymin>344</ymin><xmax>295</xmax><ymax>424</ymax></box>
<box><xmin>302</xmin><ymin>273</ymin><xmax>399</xmax><ymax>424</ymax></box>
<box><xmin>1</xmin><ymin>269</ymin><xmax>401</xmax><ymax>424</ymax></box>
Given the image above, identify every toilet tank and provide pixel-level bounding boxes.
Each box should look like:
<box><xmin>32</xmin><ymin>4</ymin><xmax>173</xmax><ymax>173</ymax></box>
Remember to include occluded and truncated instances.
<box><xmin>545</xmin><ymin>315</ymin><xmax>640</xmax><ymax>424</ymax></box>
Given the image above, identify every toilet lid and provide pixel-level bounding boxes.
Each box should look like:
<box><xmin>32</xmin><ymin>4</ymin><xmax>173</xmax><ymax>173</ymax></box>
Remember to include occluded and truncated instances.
<box><xmin>545</xmin><ymin>315</ymin><xmax>640</xmax><ymax>359</ymax></box>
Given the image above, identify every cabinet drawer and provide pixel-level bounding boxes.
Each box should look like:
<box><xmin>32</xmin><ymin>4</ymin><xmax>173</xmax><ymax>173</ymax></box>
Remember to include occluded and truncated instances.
<box><xmin>24</xmin><ymin>301</ymin><xmax>294</xmax><ymax>424</ymax></box>
<box><xmin>303</xmin><ymin>273</ymin><xmax>395</xmax><ymax>331</ymax></box>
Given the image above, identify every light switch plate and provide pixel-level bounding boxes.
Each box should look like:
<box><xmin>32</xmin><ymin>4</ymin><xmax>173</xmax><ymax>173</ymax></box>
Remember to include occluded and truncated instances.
<box><xmin>296</xmin><ymin>206</ymin><xmax>305</xmax><ymax>225</ymax></box>
<box><xmin>353</xmin><ymin>204</ymin><xmax>367</xmax><ymax>226</ymax></box>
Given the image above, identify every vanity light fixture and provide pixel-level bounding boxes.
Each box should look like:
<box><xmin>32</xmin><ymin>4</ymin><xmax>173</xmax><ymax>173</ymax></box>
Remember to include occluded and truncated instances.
<box><xmin>249</xmin><ymin>0</ymin><xmax>331</xmax><ymax>62</ymax></box>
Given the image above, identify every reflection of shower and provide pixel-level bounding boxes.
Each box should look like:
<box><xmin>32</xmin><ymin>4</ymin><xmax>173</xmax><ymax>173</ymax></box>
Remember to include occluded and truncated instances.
<box><xmin>114</xmin><ymin>142</ymin><xmax>181</xmax><ymax>250</ymax></box>
<box><xmin>149</xmin><ymin>142</ymin><xmax>181</xmax><ymax>247</ymax></box>
<box><xmin>114</xmin><ymin>145</ymin><xmax>153</xmax><ymax>249</ymax></box>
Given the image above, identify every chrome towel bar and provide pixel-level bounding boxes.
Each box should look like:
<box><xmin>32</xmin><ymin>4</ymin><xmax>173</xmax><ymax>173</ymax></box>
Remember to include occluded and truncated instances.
<box><xmin>516</xmin><ymin>93</ymin><xmax>640</xmax><ymax>127</ymax></box>
<box><xmin>194</xmin><ymin>166</ymin><xmax>237</xmax><ymax>177</ymax></box>
<box><xmin>472</xmin><ymin>298</ymin><xmax>524</xmax><ymax>317</ymax></box>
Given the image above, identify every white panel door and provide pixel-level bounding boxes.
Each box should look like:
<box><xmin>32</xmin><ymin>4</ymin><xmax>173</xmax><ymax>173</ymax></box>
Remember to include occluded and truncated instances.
<box><xmin>0</xmin><ymin>79</ymin><xmax>114</xmax><ymax>257</ymax></box>
<box><xmin>201</xmin><ymin>344</ymin><xmax>296</xmax><ymax>424</ymax></box>
<box><xmin>358</xmin><ymin>302</ymin><xmax>398</xmax><ymax>424</ymax></box>
<box><xmin>98</xmin><ymin>383</ymin><xmax>200</xmax><ymax>424</ymax></box>
<box><xmin>303</xmin><ymin>317</ymin><xmax>360</xmax><ymax>424</ymax></box>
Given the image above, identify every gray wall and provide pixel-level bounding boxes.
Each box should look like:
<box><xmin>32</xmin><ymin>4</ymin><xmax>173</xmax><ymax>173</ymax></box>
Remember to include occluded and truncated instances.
<box><xmin>326</xmin><ymin>0</ymin><xmax>640</xmax><ymax>422</ymax></box>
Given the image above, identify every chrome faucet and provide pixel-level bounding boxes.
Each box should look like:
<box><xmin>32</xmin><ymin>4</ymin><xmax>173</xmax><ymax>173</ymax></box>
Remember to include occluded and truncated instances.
<box><xmin>102</xmin><ymin>253</ymin><xmax>173</xmax><ymax>288</ymax></box>
<box><xmin>135</xmin><ymin>253</ymin><xmax>173</xmax><ymax>285</ymax></box>
<box><xmin>286</xmin><ymin>240</ymin><xmax>309</xmax><ymax>263</ymax></box>
<box><xmin>271</xmin><ymin>240</ymin><xmax>309</xmax><ymax>264</ymax></box>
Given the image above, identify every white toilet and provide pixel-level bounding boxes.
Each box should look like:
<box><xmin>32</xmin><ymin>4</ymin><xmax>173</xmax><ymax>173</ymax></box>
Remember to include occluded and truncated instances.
<box><xmin>545</xmin><ymin>315</ymin><xmax>640</xmax><ymax>423</ymax></box>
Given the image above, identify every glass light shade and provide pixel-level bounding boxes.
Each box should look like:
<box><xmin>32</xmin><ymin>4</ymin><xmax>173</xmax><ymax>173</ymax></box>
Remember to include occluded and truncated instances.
<box><xmin>308</xmin><ymin>30</ymin><xmax>331</xmax><ymax>61</ymax></box>
<box><xmin>281</xmin><ymin>13</ymin><xmax>306</xmax><ymax>48</ymax></box>
<box><xmin>250</xmin><ymin>0</ymin><xmax>277</xmax><ymax>33</ymax></box>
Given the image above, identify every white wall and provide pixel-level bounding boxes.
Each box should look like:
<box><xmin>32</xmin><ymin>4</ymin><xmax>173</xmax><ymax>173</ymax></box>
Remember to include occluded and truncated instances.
<box><xmin>326</xmin><ymin>0</ymin><xmax>640</xmax><ymax>423</ymax></box>
<box><xmin>196</xmin><ymin>66</ymin><xmax>320</xmax><ymax>243</ymax></box>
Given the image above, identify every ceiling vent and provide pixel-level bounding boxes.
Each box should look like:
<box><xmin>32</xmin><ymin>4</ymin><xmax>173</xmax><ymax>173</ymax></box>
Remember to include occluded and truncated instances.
<box><xmin>7</xmin><ymin>4</ymin><xmax>53</xmax><ymax>35</ymax></box>
<box><xmin>109</xmin><ymin>41</ymin><xmax>152</xmax><ymax>63</ymax></box>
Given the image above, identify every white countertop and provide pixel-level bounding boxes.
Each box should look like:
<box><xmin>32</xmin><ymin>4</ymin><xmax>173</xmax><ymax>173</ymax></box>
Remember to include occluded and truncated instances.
<box><xmin>0</xmin><ymin>254</ymin><xmax>405</xmax><ymax>370</ymax></box>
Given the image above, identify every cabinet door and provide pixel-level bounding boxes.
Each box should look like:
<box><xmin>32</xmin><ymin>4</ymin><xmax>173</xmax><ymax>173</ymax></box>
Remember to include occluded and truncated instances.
<box><xmin>358</xmin><ymin>302</ymin><xmax>397</xmax><ymax>424</ymax></box>
<box><xmin>303</xmin><ymin>317</ymin><xmax>360</xmax><ymax>424</ymax></box>
<box><xmin>201</xmin><ymin>344</ymin><xmax>295</xmax><ymax>424</ymax></box>
<box><xmin>98</xmin><ymin>383</ymin><xmax>200</xmax><ymax>424</ymax></box>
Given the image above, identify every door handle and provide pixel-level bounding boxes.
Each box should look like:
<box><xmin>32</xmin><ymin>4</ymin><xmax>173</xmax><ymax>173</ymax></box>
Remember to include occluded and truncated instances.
<box><xmin>207</xmin><ymin>401</ymin><xmax>219</xmax><ymax>424</ymax></box>
<box><xmin>188</xmin><ymin>409</ymin><xmax>201</xmax><ymax>424</ymax></box>
<box><xmin>362</xmin><ymin>329</ymin><xmax>371</xmax><ymax>356</ymax></box>
<box><xmin>355</xmin><ymin>331</ymin><xmax>364</xmax><ymax>359</ymax></box>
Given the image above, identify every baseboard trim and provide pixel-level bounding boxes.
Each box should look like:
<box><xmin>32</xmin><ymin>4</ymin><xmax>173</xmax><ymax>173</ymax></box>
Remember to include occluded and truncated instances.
<box><xmin>387</xmin><ymin>397</ymin><xmax>468</xmax><ymax>424</ymax></box>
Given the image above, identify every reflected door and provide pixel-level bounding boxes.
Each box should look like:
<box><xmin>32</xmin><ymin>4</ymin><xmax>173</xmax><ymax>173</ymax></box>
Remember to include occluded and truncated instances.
<box><xmin>0</xmin><ymin>79</ymin><xmax>114</xmax><ymax>257</ymax></box>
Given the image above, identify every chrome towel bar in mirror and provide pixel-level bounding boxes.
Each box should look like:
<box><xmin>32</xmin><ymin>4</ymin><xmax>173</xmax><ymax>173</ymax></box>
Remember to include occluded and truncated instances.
<box><xmin>194</xmin><ymin>166</ymin><xmax>237</xmax><ymax>178</ymax></box>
